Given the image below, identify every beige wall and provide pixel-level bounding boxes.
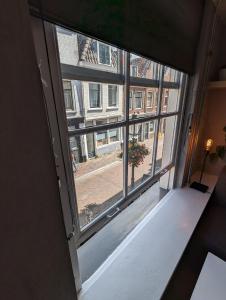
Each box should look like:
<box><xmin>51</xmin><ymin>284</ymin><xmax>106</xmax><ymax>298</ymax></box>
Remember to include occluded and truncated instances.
<box><xmin>195</xmin><ymin>89</ymin><xmax>226</xmax><ymax>176</ymax></box>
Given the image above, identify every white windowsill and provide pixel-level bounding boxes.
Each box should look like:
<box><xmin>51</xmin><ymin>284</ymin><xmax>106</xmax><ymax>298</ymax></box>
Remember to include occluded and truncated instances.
<box><xmin>78</xmin><ymin>173</ymin><xmax>217</xmax><ymax>300</ymax></box>
<box><xmin>88</xmin><ymin>108</ymin><xmax>103</xmax><ymax>111</ymax></box>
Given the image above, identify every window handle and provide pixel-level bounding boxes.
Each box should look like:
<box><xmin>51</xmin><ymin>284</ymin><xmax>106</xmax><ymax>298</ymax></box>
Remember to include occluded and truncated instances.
<box><xmin>107</xmin><ymin>207</ymin><xmax>120</xmax><ymax>218</ymax></box>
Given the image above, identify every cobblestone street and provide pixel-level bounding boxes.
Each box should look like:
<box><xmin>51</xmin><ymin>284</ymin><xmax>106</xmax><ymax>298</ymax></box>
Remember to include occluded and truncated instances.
<box><xmin>74</xmin><ymin>137</ymin><xmax>164</xmax><ymax>217</ymax></box>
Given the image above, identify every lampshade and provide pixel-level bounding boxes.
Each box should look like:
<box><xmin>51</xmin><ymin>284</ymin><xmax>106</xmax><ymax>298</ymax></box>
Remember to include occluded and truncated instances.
<box><xmin>205</xmin><ymin>138</ymin><xmax>213</xmax><ymax>151</ymax></box>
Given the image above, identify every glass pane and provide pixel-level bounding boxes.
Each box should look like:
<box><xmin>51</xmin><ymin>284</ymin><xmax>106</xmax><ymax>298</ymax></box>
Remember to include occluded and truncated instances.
<box><xmin>130</xmin><ymin>53</ymin><xmax>160</xmax><ymax>80</ymax></box>
<box><xmin>163</xmin><ymin>66</ymin><xmax>181</xmax><ymax>82</ymax></box>
<box><xmin>61</xmin><ymin>80</ymin><xmax>124</xmax><ymax>129</ymax></box>
<box><xmin>70</xmin><ymin>127</ymin><xmax>124</xmax><ymax>228</ymax></box>
<box><xmin>128</xmin><ymin>121</ymin><xmax>156</xmax><ymax>191</ymax></box>
<box><xmin>56</xmin><ymin>26</ymin><xmax>122</xmax><ymax>74</ymax></box>
<box><xmin>161</xmin><ymin>88</ymin><xmax>181</xmax><ymax>113</ymax></box>
<box><xmin>155</xmin><ymin>116</ymin><xmax>177</xmax><ymax>173</ymax></box>
<box><xmin>129</xmin><ymin>86</ymin><xmax>158</xmax><ymax>119</ymax></box>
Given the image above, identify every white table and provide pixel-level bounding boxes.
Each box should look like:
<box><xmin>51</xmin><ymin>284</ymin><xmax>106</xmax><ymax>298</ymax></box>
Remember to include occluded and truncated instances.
<box><xmin>191</xmin><ymin>253</ymin><xmax>226</xmax><ymax>300</ymax></box>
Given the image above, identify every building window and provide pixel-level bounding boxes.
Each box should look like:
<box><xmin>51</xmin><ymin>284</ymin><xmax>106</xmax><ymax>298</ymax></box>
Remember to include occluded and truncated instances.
<box><xmin>134</xmin><ymin>91</ymin><xmax>143</xmax><ymax>109</ymax></box>
<box><xmin>147</xmin><ymin>92</ymin><xmax>153</xmax><ymax>108</ymax></box>
<box><xmin>108</xmin><ymin>85</ymin><xmax>118</xmax><ymax>107</ymax></box>
<box><xmin>89</xmin><ymin>83</ymin><xmax>101</xmax><ymax>108</ymax></box>
<box><xmin>129</xmin><ymin>91</ymin><xmax>133</xmax><ymax>109</ymax></box>
<box><xmin>131</xmin><ymin>65</ymin><xmax>138</xmax><ymax>77</ymax></box>
<box><xmin>63</xmin><ymin>80</ymin><xmax>74</xmax><ymax>110</ymax></box>
<box><xmin>98</xmin><ymin>42</ymin><xmax>111</xmax><ymax>65</ymax></box>
<box><xmin>163</xmin><ymin>90</ymin><xmax>169</xmax><ymax>111</ymax></box>
<box><xmin>109</xmin><ymin>117</ymin><xmax>119</xmax><ymax>142</ymax></box>
<box><xmin>96</xmin><ymin>119</ymin><xmax>108</xmax><ymax>146</ymax></box>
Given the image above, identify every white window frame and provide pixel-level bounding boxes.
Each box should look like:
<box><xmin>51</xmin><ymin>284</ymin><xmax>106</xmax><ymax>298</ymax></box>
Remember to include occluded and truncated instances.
<box><xmin>97</xmin><ymin>41</ymin><xmax>111</xmax><ymax>66</ymax></box>
<box><xmin>108</xmin><ymin>84</ymin><xmax>118</xmax><ymax>108</ymax></box>
<box><xmin>147</xmin><ymin>91</ymin><xmax>154</xmax><ymax>108</ymax></box>
<box><xmin>88</xmin><ymin>82</ymin><xmax>102</xmax><ymax>109</ymax></box>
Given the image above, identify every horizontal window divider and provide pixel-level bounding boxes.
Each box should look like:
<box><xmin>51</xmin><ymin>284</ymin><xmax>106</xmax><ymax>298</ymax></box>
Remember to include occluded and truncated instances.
<box><xmin>128</xmin><ymin>112</ymin><xmax>179</xmax><ymax>125</ymax></box>
<box><xmin>61</xmin><ymin>64</ymin><xmax>125</xmax><ymax>85</ymax></box>
<box><xmin>77</xmin><ymin>162</ymin><xmax>174</xmax><ymax>246</ymax></box>
<box><xmin>159</xmin><ymin>111</ymin><xmax>180</xmax><ymax>118</ymax></box>
<box><xmin>162</xmin><ymin>81</ymin><xmax>180</xmax><ymax>89</ymax></box>
<box><xmin>130</xmin><ymin>77</ymin><xmax>159</xmax><ymax>88</ymax></box>
<box><xmin>68</xmin><ymin>112</ymin><xmax>180</xmax><ymax>136</ymax></box>
<box><xmin>68</xmin><ymin>121</ymin><xmax>126</xmax><ymax>136</ymax></box>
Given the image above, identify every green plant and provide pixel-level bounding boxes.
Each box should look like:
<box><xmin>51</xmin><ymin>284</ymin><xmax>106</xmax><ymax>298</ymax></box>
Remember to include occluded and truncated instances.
<box><xmin>209</xmin><ymin>126</ymin><xmax>226</xmax><ymax>162</ymax></box>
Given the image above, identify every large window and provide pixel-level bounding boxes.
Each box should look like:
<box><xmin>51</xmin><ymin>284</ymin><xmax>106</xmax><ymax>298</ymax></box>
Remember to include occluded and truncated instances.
<box><xmin>47</xmin><ymin>25</ymin><xmax>187</xmax><ymax>238</ymax></box>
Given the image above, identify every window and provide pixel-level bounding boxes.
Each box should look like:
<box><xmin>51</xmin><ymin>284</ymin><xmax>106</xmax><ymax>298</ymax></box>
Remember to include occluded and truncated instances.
<box><xmin>129</xmin><ymin>91</ymin><xmax>133</xmax><ymax>109</ymax></box>
<box><xmin>63</xmin><ymin>80</ymin><xmax>74</xmax><ymax>110</ymax></box>
<box><xmin>108</xmin><ymin>85</ymin><xmax>117</xmax><ymax>107</ymax></box>
<box><xmin>147</xmin><ymin>92</ymin><xmax>153</xmax><ymax>108</ymax></box>
<box><xmin>44</xmin><ymin>23</ymin><xmax>187</xmax><ymax>238</ymax></box>
<box><xmin>131</xmin><ymin>65</ymin><xmax>138</xmax><ymax>77</ymax></box>
<box><xmin>89</xmin><ymin>83</ymin><xmax>101</xmax><ymax>108</ymax></box>
<box><xmin>134</xmin><ymin>91</ymin><xmax>143</xmax><ymax>109</ymax></box>
<box><xmin>98</xmin><ymin>42</ymin><xmax>111</xmax><ymax>65</ymax></box>
<box><xmin>96</xmin><ymin>119</ymin><xmax>108</xmax><ymax>146</ymax></box>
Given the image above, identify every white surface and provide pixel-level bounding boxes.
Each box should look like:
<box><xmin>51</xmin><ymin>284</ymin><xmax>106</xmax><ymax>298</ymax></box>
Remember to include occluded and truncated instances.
<box><xmin>191</xmin><ymin>253</ymin><xmax>226</xmax><ymax>300</ymax></box>
<box><xmin>78</xmin><ymin>180</ymin><xmax>217</xmax><ymax>300</ymax></box>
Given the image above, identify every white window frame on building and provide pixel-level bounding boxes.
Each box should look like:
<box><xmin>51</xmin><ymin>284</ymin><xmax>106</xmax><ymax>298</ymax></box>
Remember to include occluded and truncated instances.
<box><xmin>63</xmin><ymin>80</ymin><xmax>75</xmax><ymax>111</ymax></box>
<box><xmin>89</xmin><ymin>83</ymin><xmax>102</xmax><ymax>109</ymax></box>
<box><xmin>134</xmin><ymin>91</ymin><xmax>143</xmax><ymax>109</ymax></box>
<box><xmin>97</xmin><ymin>41</ymin><xmax>111</xmax><ymax>66</ymax></box>
<box><xmin>147</xmin><ymin>91</ymin><xmax>154</xmax><ymax>108</ymax></box>
<box><xmin>108</xmin><ymin>84</ymin><xmax>118</xmax><ymax>107</ymax></box>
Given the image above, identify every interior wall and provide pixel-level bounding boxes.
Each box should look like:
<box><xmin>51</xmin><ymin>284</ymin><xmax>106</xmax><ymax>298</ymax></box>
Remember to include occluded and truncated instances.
<box><xmin>192</xmin><ymin>22</ymin><xmax>226</xmax><ymax>176</ymax></box>
<box><xmin>0</xmin><ymin>1</ymin><xmax>77</xmax><ymax>299</ymax></box>
<box><xmin>196</xmin><ymin>89</ymin><xmax>226</xmax><ymax>175</ymax></box>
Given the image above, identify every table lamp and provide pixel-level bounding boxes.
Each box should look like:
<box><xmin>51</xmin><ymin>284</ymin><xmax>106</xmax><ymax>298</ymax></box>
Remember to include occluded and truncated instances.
<box><xmin>190</xmin><ymin>138</ymin><xmax>213</xmax><ymax>193</ymax></box>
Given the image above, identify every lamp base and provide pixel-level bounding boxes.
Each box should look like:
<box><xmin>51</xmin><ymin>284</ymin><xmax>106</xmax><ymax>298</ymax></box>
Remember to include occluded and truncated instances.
<box><xmin>190</xmin><ymin>181</ymin><xmax>209</xmax><ymax>193</ymax></box>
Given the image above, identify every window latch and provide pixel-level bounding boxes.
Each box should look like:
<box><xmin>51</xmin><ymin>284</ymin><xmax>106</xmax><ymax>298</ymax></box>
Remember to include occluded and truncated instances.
<box><xmin>107</xmin><ymin>207</ymin><xmax>120</xmax><ymax>219</ymax></box>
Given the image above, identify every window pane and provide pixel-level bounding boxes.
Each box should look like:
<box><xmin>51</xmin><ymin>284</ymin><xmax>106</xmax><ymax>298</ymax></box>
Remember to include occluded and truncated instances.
<box><xmin>61</xmin><ymin>79</ymin><xmax>124</xmax><ymax>129</ymax></box>
<box><xmin>56</xmin><ymin>26</ymin><xmax>122</xmax><ymax>74</ymax></box>
<box><xmin>130</xmin><ymin>54</ymin><xmax>160</xmax><ymax>79</ymax></box>
<box><xmin>163</xmin><ymin>66</ymin><xmax>181</xmax><ymax>82</ymax></box>
<box><xmin>71</xmin><ymin>127</ymin><xmax>124</xmax><ymax>228</ymax></box>
<box><xmin>129</xmin><ymin>87</ymin><xmax>158</xmax><ymax>118</ymax></box>
<box><xmin>155</xmin><ymin>116</ymin><xmax>177</xmax><ymax>173</ymax></box>
<box><xmin>161</xmin><ymin>88</ymin><xmax>181</xmax><ymax>113</ymax></box>
<box><xmin>99</xmin><ymin>43</ymin><xmax>110</xmax><ymax>65</ymax></box>
<box><xmin>128</xmin><ymin>121</ymin><xmax>156</xmax><ymax>192</ymax></box>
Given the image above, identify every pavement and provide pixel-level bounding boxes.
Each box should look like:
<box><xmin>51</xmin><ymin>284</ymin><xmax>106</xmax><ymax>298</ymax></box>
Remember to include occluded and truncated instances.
<box><xmin>73</xmin><ymin>136</ymin><xmax>164</xmax><ymax>227</ymax></box>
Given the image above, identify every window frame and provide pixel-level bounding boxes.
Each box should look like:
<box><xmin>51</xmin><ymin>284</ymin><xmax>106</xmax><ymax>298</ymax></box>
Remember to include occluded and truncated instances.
<box><xmin>35</xmin><ymin>19</ymin><xmax>188</xmax><ymax>256</ymax></box>
<box><xmin>97</xmin><ymin>41</ymin><xmax>111</xmax><ymax>66</ymax></box>
<box><xmin>63</xmin><ymin>80</ymin><xmax>75</xmax><ymax>111</ymax></box>
<box><xmin>88</xmin><ymin>82</ymin><xmax>102</xmax><ymax>109</ymax></box>
<box><xmin>108</xmin><ymin>84</ymin><xmax>118</xmax><ymax>107</ymax></box>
